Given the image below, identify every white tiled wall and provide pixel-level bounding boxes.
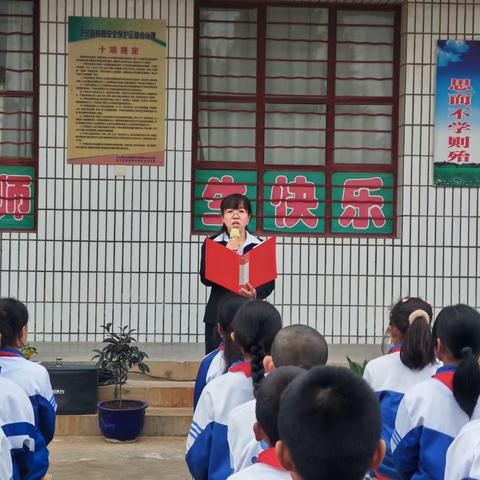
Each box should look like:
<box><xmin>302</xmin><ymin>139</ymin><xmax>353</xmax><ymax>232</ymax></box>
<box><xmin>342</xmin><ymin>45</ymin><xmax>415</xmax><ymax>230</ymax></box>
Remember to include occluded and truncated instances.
<box><xmin>1</xmin><ymin>0</ymin><xmax>479</xmax><ymax>344</ymax></box>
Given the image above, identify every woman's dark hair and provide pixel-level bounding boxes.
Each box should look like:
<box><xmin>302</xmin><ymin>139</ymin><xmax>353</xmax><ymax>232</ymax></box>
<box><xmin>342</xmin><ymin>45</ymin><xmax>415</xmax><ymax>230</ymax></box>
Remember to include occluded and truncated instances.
<box><xmin>217</xmin><ymin>293</ymin><xmax>249</xmax><ymax>371</ymax></box>
<box><xmin>433</xmin><ymin>304</ymin><xmax>480</xmax><ymax>418</ymax></box>
<box><xmin>231</xmin><ymin>300</ymin><xmax>282</xmax><ymax>396</ymax></box>
<box><xmin>0</xmin><ymin>298</ymin><xmax>29</xmax><ymax>348</ymax></box>
<box><xmin>219</xmin><ymin>193</ymin><xmax>252</xmax><ymax>234</ymax></box>
<box><xmin>389</xmin><ymin>297</ymin><xmax>435</xmax><ymax>370</ymax></box>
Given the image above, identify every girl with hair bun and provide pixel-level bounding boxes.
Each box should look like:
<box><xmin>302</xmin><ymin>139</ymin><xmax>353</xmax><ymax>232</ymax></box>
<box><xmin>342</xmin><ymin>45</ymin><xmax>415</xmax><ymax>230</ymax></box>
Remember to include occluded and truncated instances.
<box><xmin>392</xmin><ymin>304</ymin><xmax>480</xmax><ymax>480</ymax></box>
<box><xmin>186</xmin><ymin>300</ymin><xmax>282</xmax><ymax>480</ymax></box>
<box><xmin>0</xmin><ymin>298</ymin><xmax>57</xmax><ymax>445</ymax></box>
<box><xmin>364</xmin><ymin>297</ymin><xmax>439</xmax><ymax>479</ymax></box>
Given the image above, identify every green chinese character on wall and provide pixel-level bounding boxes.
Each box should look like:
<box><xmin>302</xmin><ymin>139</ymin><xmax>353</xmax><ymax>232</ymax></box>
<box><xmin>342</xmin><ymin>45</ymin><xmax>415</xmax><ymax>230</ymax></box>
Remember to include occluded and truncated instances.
<box><xmin>263</xmin><ymin>171</ymin><xmax>325</xmax><ymax>233</ymax></box>
<box><xmin>193</xmin><ymin>169</ymin><xmax>257</xmax><ymax>232</ymax></box>
<box><xmin>0</xmin><ymin>165</ymin><xmax>35</xmax><ymax>231</ymax></box>
<box><xmin>331</xmin><ymin>172</ymin><xmax>394</xmax><ymax>235</ymax></box>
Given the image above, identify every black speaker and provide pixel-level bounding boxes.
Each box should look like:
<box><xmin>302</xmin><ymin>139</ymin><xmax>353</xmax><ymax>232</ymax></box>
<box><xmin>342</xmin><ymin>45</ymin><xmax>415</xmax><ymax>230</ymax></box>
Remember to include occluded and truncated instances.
<box><xmin>45</xmin><ymin>364</ymin><xmax>98</xmax><ymax>415</ymax></box>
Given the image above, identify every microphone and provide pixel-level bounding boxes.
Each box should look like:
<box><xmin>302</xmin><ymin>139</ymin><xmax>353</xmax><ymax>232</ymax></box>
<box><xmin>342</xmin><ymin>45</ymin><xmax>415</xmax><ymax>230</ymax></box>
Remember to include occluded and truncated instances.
<box><xmin>230</xmin><ymin>228</ymin><xmax>240</xmax><ymax>241</ymax></box>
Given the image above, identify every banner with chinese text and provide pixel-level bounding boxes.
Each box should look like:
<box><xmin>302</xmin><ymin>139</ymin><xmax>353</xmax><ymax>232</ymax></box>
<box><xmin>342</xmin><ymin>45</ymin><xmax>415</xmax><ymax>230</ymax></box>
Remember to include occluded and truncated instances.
<box><xmin>67</xmin><ymin>17</ymin><xmax>166</xmax><ymax>166</ymax></box>
<box><xmin>0</xmin><ymin>165</ymin><xmax>35</xmax><ymax>230</ymax></box>
<box><xmin>194</xmin><ymin>169</ymin><xmax>258</xmax><ymax>231</ymax></box>
<box><xmin>434</xmin><ymin>40</ymin><xmax>480</xmax><ymax>186</ymax></box>
<box><xmin>331</xmin><ymin>172</ymin><xmax>394</xmax><ymax>235</ymax></box>
<box><xmin>263</xmin><ymin>171</ymin><xmax>325</xmax><ymax>233</ymax></box>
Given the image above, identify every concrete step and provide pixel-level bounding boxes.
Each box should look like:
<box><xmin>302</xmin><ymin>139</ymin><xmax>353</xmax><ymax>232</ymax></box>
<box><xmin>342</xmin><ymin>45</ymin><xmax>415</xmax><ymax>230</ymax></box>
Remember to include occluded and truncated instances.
<box><xmin>98</xmin><ymin>377</ymin><xmax>194</xmax><ymax>408</ymax></box>
<box><xmin>56</xmin><ymin>407</ymin><xmax>192</xmax><ymax>437</ymax></box>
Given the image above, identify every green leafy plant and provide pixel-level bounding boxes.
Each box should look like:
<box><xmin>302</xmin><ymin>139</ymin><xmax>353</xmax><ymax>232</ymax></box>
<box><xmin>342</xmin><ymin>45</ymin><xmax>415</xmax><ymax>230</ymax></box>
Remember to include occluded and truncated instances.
<box><xmin>346</xmin><ymin>356</ymin><xmax>368</xmax><ymax>377</ymax></box>
<box><xmin>20</xmin><ymin>344</ymin><xmax>38</xmax><ymax>360</ymax></box>
<box><xmin>92</xmin><ymin>323</ymin><xmax>150</xmax><ymax>404</ymax></box>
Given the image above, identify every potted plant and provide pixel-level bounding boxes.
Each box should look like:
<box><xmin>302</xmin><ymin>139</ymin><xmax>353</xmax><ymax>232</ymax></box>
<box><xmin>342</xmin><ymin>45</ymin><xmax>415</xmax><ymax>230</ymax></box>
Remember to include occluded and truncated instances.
<box><xmin>346</xmin><ymin>356</ymin><xmax>368</xmax><ymax>377</ymax></box>
<box><xmin>92</xmin><ymin>323</ymin><xmax>150</xmax><ymax>442</ymax></box>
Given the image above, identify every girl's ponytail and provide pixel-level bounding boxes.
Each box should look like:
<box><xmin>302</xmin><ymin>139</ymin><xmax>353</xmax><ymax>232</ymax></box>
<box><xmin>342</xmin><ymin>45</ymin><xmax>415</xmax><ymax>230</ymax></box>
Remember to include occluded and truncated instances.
<box><xmin>231</xmin><ymin>299</ymin><xmax>282</xmax><ymax>397</ymax></box>
<box><xmin>250</xmin><ymin>343</ymin><xmax>266</xmax><ymax>395</ymax></box>
<box><xmin>453</xmin><ymin>346</ymin><xmax>480</xmax><ymax>418</ymax></box>
<box><xmin>400</xmin><ymin>309</ymin><xmax>435</xmax><ymax>370</ymax></box>
<box><xmin>433</xmin><ymin>304</ymin><xmax>480</xmax><ymax>418</ymax></box>
<box><xmin>389</xmin><ymin>297</ymin><xmax>435</xmax><ymax>370</ymax></box>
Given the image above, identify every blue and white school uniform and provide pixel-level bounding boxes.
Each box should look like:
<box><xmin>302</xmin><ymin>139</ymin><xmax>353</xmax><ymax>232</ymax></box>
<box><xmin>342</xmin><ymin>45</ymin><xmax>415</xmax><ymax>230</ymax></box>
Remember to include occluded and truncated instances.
<box><xmin>0</xmin><ymin>428</ymin><xmax>13</xmax><ymax>480</ymax></box>
<box><xmin>363</xmin><ymin>345</ymin><xmax>439</xmax><ymax>479</ymax></box>
<box><xmin>391</xmin><ymin>365</ymin><xmax>480</xmax><ymax>480</ymax></box>
<box><xmin>0</xmin><ymin>348</ymin><xmax>57</xmax><ymax>444</ymax></box>
<box><xmin>193</xmin><ymin>344</ymin><xmax>226</xmax><ymax>410</ymax></box>
<box><xmin>227</xmin><ymin>448</ymin><xmax>291</xmax><ymax>479</ymax></box>
<box><xmin>0</xmin><ymin>376</ymin><xmax>49</xmax><ymax>480</ymax></box>
<box><xmin>227</xmin><ymin>399</ymin><xmax>262</xmax><ymax>473</ymax></box>
<box><xmin>445</xmin><ymin>418</ymin><xmax>480</xmax><ymax>480</ymax></box>
<box><xmin>186</xmin><ymin>361</ymin><xmax>255</xmax><ymax>480</ymax></box>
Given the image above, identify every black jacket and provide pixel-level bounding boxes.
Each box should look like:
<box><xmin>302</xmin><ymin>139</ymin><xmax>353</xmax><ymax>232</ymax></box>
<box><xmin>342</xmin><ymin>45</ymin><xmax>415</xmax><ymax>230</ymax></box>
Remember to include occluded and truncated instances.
<box><xmin>199</xmin><ymin>234</ymin><xmax>275</xmax><ymax>325</ymax></box>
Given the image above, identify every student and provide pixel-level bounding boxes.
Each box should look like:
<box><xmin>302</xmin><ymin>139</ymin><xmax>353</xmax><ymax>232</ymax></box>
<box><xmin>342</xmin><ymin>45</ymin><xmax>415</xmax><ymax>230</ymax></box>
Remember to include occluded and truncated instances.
<box><xmin>0</xmin><ymin>376</ymin><xmax>49</xmax><ymax>480</ymax></box>
<box><xmin>363</xmin><ymin>297</ymin><xmax>439</xmax><ymax>479</ymax></box>
<box><xmin>227</xmin><ymin>366</ymin><xmax>305</xmax><ymax>479</ymax></box>
<box><xmin>186</xmin><ymin>300</ymin><xmax>282</xmax><ymax>480</ymax></box>
<box><xmin>193</xmin><ymin>293</ymin><xmax>248</xmax><ymax>409</ymax></box>
<box><xmin>200</xmin><ymin>193</ymin><xmax>275</xmax><ymax>354</ymax></box>
<box><xmin>0</xmin><ymin>427</ymin><xmax>12</xmax><ymax>480</ymax></box>
<box><xmin>228</xmin><ymin>324</ymin><xmax>328</xmax><ymax>473</ymax></box>
<box><xmin>392</xmin><ymin>304</ymin><xmax>480</xmax><ymax>480</ymax></box>
<box><xmin>445</xmin><ymin>418</ymin><xmax>480</xmax><ymax>480</ymax></box>
<box><xmin>0</xmin><ymin>298</ymin><xmax>57</xmax><ymax>444</ymax></box>
<box><xmin>276</xmin><ymin>365</ymin><xmax>385</xmax><ymax>480</ymax></box>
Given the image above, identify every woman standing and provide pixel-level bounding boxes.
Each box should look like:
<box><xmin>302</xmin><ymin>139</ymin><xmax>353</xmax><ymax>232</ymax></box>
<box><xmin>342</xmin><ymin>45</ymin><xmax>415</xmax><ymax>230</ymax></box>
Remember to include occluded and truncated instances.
<box><xmin>200</xmin><ymin>193</ymin><xmax>275</xmax><ymax>354</ymax></box>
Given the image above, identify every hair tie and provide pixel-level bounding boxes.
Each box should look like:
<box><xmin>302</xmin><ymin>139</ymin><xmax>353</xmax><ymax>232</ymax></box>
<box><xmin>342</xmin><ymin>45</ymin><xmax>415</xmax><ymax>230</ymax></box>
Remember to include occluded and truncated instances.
<box><xmin>408</xmin><ymin>309</ymin><xmax>430</xmax><ymax>325</ymax></box>
<box><xmin>461</xmin><ymin>346</ymin><xmax>473</xmax><ymax>356</ymax></box>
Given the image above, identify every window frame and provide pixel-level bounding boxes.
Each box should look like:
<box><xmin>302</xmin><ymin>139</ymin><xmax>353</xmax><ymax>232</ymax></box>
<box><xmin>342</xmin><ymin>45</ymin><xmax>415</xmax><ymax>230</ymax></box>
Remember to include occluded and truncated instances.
<box><xmin>192</xmin><ymin>1</ymin><xmax>401</xmax><ymax>238</ymax></box>
<box><xmin>0</xmin><ymin>0</ymin><xmax>39</xmax><ymax>232</ymax></box>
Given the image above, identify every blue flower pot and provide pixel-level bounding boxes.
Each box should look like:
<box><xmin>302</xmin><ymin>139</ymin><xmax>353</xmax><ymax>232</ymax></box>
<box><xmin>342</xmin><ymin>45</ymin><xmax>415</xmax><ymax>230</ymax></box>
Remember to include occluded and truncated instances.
<box><xmin>97</xmin><ymin>399</ymin><xmax>149</xmax><ymax>442</ymax></box>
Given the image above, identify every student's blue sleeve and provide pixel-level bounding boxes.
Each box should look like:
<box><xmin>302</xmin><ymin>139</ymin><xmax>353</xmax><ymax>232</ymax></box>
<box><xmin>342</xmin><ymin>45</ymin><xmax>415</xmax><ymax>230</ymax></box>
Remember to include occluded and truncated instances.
<box><xmin>193</xmin><ymin>351</ymin><xmax>218</xmax><ymax>410</ymax></box>
<box><xmin>31</xmin><ymin>394</ymin><xmax>56</xmax><ymax>445</ymax></box>
<box><xmin>3</xmin><ymin>421</ymin><xmax>49</xmax><ymax>480</ymax></box>
<box><xmin>391</xmin><ymin>397</ymin><xmax>421</xmax><ymax>480</ymax></box>
<box><xmin>186</xmin><ymin>387</ymin><xmax>215</xmax><ymax>479</ymax></box>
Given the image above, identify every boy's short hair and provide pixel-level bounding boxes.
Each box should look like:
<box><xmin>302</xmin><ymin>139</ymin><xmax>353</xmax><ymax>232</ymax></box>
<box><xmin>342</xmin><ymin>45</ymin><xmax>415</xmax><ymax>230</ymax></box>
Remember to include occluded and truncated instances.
<box><xmin>278</xmin><ymin>365</ymin><xmax>381</xmax><ymax>480</ymax></box>
<box><xmin>255</xmin><ymin>366</ymin><xmax>305</xmax><ymax>445</ymax></box>
<box><xmin>271</xmin><ymin>325</ymin><xmax>328</xmax><ymax>369</ymax></box>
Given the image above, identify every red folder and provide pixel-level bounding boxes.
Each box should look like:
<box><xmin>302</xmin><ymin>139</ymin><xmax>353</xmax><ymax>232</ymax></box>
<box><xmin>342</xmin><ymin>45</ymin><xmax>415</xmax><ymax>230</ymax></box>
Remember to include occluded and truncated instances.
<box><xmin>205</xmin><ymin>237</ymin><xmax>277</xmax><ymax>294</ymax></box>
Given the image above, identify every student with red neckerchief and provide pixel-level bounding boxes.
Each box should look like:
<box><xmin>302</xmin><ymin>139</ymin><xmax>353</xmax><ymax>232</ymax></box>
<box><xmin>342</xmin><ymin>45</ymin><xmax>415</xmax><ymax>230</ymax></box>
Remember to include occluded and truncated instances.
<box><xmin>363</xmin><ymin>297</ymin><xmax>440</xmax><ymax>479</ymax></box>
<box><xmin>227</xmin><ymin>366</ymin><xmax>305</xmax><ymax>479</ymax></box>
<box><xmin>392</xmin><ymin>304</ymin><xmax>480</xmax><ymax>480</ymax></box>
<box><xmin>186</xmin><ymin>300</ymin><xmax>282</xmax><ymax>480</ymax></box>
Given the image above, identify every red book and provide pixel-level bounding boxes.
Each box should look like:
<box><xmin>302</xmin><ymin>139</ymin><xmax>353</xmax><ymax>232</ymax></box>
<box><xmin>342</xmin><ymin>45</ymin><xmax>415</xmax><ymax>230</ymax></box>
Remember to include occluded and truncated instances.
<box><xmin>205</xmin><ymin>237</ymin><xmax>277</xmax><ymax>294</ymax></box>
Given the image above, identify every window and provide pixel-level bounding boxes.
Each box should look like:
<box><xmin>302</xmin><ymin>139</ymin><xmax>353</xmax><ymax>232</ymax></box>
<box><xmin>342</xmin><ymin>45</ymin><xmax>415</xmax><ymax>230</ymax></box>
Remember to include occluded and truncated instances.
<box><xmin>0</xmin><ymin>0</ymin><xmax>37</xmax><ymax>231</ymax></box>
<box><xmin>192</xmin><ymin>3</ymin><xmax>400</xmax><ymax>236</ymax></box>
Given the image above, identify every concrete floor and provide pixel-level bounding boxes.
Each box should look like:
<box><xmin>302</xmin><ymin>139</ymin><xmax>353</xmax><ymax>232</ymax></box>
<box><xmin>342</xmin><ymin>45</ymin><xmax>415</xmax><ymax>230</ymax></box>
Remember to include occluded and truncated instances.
<box><xmin>49</xmin><ymin>436</ymin><xmax>190</xmax><ymax>480</ymax></box>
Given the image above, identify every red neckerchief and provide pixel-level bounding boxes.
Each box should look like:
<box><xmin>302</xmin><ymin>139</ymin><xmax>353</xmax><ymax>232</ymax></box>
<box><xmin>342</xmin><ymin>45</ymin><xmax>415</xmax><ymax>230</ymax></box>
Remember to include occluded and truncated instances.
<box><xmin>217</xmin><ymin>345</ymin><xmax>225</xmax><ymax>351</ymax></box>
<box><xmin>433</xmin><ymin>370</ymin><xmax>455</xmax><ymax>391</ymax></box>
<box><xmin>0</xmin><ymin>349</ymin><xmax>23</xmax><ymax>358</ymax></box>
<box><xmin>388</xmin><ymin>344</ymin><xmax>401</xmax><ymax>354</ymax></box>
<box><xmin>374</xmin><ymin>470</ymin><xmax>392</xmax><ymax>480</ymax></box>
<box><xmin>257</xmin><ymin>448</ymin><xmax>285</xmax><ymax>471</ymax></box>
<box><xmin>228</xmin><ymin>361</ymin><xmax>252</xmax><ymax>377</ymax></box>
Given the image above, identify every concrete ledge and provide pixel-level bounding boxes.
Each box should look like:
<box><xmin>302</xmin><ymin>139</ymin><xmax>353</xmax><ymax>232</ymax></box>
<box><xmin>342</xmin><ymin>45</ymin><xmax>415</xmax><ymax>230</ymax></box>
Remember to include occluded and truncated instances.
<box><xmin>34</xmin><ymin>341</ymin><xmax>383</xmax><ymax>363</ymax></box>
<box><xmin>56</xmin><ymin>407</ymin><xmax>192</xmax><ymax>437</ymax></box>
<box><xmin>98</xmin><ymin>377</ymin><xmax>194</xmax><ymax>408</ymax></box>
